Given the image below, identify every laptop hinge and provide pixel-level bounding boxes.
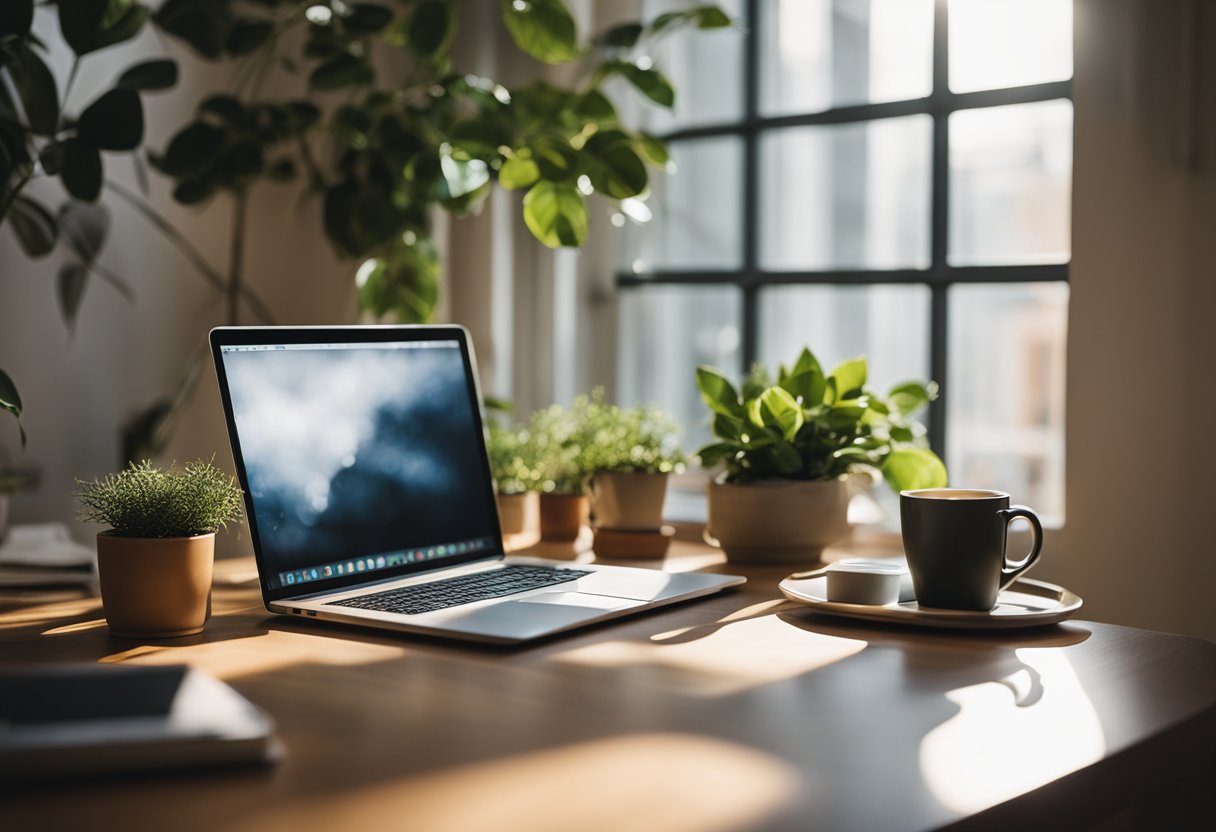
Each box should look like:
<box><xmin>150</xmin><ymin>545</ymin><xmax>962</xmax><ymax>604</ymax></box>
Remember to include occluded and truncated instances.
<box><xmin>286</xmin><ymin>553</ymin><xmax>506</xmax><ymax>602</ymax></box>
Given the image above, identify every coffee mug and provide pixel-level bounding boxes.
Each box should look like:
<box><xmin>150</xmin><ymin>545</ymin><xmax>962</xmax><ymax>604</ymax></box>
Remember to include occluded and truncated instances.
<box><xmin>900</xmin><ymin>489</ymin><xmax>1043</xmax><ymax>611</ymax></box>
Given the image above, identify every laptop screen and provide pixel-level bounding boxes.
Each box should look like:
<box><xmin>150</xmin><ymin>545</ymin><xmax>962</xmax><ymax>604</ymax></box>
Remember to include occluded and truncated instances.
<box><xmin>214</xmin><ymin>331</ymin><xmax>501</xmax><ymax>596</ymax></box>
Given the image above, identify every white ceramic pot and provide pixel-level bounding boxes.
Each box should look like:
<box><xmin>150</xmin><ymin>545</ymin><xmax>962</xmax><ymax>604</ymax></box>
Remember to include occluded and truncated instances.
<box><xmin>706</xmin><ymin>478</ymin><xmax>850</xmax><ymax>565</ymax></box>
<box><xmin>589</xmin><ymin>471</ymin><xmax>668</xmax><ymax>531</ymax></box>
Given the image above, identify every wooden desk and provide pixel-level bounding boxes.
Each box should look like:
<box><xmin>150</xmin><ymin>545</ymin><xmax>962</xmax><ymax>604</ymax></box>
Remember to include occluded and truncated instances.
<box><xmin>3</xmin><ymin>542</ymin><xmax>1214</xmax><ymax>832</ymax></box>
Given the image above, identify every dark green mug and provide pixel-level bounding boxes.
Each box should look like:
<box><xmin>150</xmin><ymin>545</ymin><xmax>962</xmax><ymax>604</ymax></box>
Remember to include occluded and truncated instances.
<box><xmin>900</xmin><ymin>489</ymin><xmax>1044</xmax><ymax>611</ymax></box>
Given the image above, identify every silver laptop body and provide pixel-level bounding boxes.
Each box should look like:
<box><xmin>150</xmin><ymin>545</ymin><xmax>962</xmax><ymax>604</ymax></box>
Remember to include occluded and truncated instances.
<box><xmin>210</xmin><ymin>325</ymin><xmax>743</xmax><ymax>645</ymax></box>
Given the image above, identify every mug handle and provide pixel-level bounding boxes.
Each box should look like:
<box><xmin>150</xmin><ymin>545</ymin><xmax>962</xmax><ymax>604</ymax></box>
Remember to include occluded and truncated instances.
<box><xmin>997</xmin><ymin>505</ymin><xmax>1043</xmax><ymax>589</ymax></box>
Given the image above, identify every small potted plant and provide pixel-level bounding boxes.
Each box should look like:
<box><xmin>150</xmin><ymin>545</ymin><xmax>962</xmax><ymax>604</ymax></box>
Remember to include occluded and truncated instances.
<box><xmin>486</xmin><ymin>420</ymin><xmax>542</xmax><ymax>537</ymax></box>
<box><xmin>696</xmin><ymin>347</ymin><xmax>947</xmax><ymax>565</ymax></box>
<box><xmin>580</xmin><ymin>392</ymin><xmax>685</xmax><ymax>531</ymax></box>
<box><xmin>77</xmin><ymin>459</ymin><xmax>244</xmax><ymax>638</ymax></box>
<box><xmin>528</xmin><ymin>401</ymin><xmax>592</xmax><ymax>542</ymax></box>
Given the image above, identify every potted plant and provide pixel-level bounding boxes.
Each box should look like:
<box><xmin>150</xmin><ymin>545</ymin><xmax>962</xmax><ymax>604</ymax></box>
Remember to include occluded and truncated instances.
<box><xmin>528</xmin><ymin>401</ymin><xmax>592</xmax><ymax>543</ymax></box>
<box><xmin>696</xmin><ymin>348</ymin><xmax>947</xmax><ymax>565</ymax></box>
<box><xmin>580</xmin><ymin>393</ymin><xmax>684</xmax><ymax>531</ymax></box>
<box><xmin>486</xmin><ymin>420</ymin><xmax>542</xmax><ymax>537</ymax></box>
<box><xmin>77</xmin><ymin>460</ymin><xmax>243</xmax><ymax>638</ymax></box>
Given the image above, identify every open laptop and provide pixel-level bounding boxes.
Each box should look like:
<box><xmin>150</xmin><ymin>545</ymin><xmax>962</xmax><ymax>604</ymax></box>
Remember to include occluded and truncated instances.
<box><xmin>210</xmin><ymin>325</ymin><xmax>744</xmax><ymax>644</ymax></box>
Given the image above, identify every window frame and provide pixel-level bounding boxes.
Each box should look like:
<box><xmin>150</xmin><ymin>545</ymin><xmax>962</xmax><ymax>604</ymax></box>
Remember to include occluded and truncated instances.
<box><xmin>614</xmin><ymin>0</ymin><xmax>1072</xmax><ymax>455</ymax></box>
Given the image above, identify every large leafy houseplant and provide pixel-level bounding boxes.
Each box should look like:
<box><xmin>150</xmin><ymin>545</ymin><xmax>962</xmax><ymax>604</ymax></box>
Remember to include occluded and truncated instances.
<box><xmin>695</xmin><ymin>347</ymin><xmax>948</xmax><ymax>564</ymax></box>
<box><xmin>1</xmin><ymin>0</ymin><xmax>731</xmax><ymax>456</ymax></box>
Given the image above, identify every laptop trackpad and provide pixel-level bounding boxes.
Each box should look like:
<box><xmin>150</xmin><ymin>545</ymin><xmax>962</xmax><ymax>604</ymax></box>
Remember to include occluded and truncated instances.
<box><xmin>520</xmin><ymin>592</ymin><xmax>638</xmax><ymax>611</ymax></box>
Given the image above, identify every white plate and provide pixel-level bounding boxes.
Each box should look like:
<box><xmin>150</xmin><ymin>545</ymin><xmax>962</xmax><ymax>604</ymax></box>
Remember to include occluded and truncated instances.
<box><xmin>780</xmin><ymin>575</ymin><xmax>1083</xmax><ymax>630</ymax></box>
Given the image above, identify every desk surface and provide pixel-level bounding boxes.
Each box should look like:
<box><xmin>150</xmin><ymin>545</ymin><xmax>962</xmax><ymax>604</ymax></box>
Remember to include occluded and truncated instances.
<box><xmin>2</xmin><ymin>540</ymin><xmax>1215</xmax><ymax>832</ymax></box>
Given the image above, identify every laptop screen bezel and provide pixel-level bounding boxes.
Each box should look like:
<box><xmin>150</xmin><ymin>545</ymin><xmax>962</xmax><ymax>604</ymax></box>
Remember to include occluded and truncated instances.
<box><xmin>209</xmin><ymin>325</ymin><xmax>505</xmax><ymax>606</ymax></box>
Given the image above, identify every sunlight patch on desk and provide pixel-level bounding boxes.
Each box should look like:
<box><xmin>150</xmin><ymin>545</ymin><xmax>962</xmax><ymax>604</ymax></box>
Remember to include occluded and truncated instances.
<box><xmin>235</xmin><ymin>733</ymin><xmax>800</xmax><ymax>832</ymax></box>
<box><xmin>650</xmin><ymin>598</ymin><xmax>792</xmax><ymax>641</ymax></box>
<box><xmin>555</xmin><ymin>614</ymin><xmax>867</xmax><ymax>697</ymax></box>
<box><xmin>0</xmin><ymin>597</ymin><xmax>102</xmax><ymax>630</ymax></box>
<box><xmin>918</xmin><ymin>648</ymin><xmax>1106</xmax><ymax>816</ymax></box>
<box><xmin>41</xmin><ymin>617</ymin><xmax>109</xmax><ymax>635</ymax></box>
<box><xmin>101</xmin><ymin>629</ymin><xmax>407</xmax><ymax>681</ymax></box>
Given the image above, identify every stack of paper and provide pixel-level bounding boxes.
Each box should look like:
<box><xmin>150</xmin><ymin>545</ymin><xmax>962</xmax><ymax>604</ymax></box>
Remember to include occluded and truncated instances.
<box><xmin>0</xmin><ymin>523</ymin><xmax>96</xmax><ymax>587</ymax></box>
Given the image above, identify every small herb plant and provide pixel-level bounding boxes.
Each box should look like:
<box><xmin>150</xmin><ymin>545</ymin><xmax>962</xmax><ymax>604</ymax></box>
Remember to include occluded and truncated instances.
<box><xmin>695</xmin><ymin>348</ymin><xmax>948</xmax><ymax>493</ymax></box>
<box><xmin>527</xmin><ymin>402</ymin><xmax>589</xmax><ymax>496</ymax></box>
<box><xmin>578</xmin><ymin>391</ymin><xmax>685</xmax><ymax>475</ymax></box>
<box><xmin>77</xmin><ymin>460</ymin><xmax>244</xmax><ymax>538</ymax></box>
<box><xmin>486</xmin><ymin>421</ymin><xmax>545</xmax><ymax>496</ymax></box>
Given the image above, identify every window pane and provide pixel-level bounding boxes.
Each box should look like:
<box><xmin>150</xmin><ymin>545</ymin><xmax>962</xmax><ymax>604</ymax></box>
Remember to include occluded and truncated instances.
<box><xmin>621</xmin><ymin>137</ymin><xmax>743</xmax><ymax>271</ymax></box>
<box><xmin>760</xmin><ymin>0</ymin><xmax>934</xmax><ymax>116</ymax></box>
<box><xmin>760</xmin><ymin>116</ymin><xmax>931</xmax><ymax>270</ymax></box>
<box><xmin>949</xmin><ymin>0</ymin><xmax>1073</xmax><ymax>93</ymax></box>
<box><xmin>617</xmin><ymin>285</ymin><xmax>742</xmax><ymax>452</ymax></box>
<box><xmin>757</xmin><ymin>284</ymin><xmax>931</xmax><ymax>390</ymax></box>
<box><xmin>640</xmin><ymin>0</ymin><xmax>744</xmax><ymax>131</ymax></box>
<box><xmin>949</xmin><ymin>100</ymin><xmax>1072</xmax><ymax>266</ymax></box>
<box><xmin>947</xmin><ymin>283</ymin><xmax>1067</xmax><ymax>525</ymax></box>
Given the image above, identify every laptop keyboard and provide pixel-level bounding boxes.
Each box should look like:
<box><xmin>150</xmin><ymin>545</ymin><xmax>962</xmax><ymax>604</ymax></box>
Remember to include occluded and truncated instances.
<box><xmin>329</xmin><ymin>565</ymin><xmax>594</xmax><ymax>616</ymax></box>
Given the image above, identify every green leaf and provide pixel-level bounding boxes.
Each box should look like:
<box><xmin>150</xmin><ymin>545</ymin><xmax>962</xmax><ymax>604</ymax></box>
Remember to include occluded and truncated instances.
<box><xmin>0</xmin><ymin>366</ymin><xmax>26</xmax><ymax>447</ymax></box>
<box><xmin>9</xmin><ymin>195</ymin><xmax>57</xmax><ymax>258</ymax></box>
<box><xmin>309</xmin><ymin>53</ymin><xmax>374</xmax><ymax>90</ymax></box>
<box><xmin>226</xmin><ymin>19</ymin><xmax>273</xmax><ymax>56</ymax></box>
<box><xmin>779</xmin><ymin>368</ymin><xmax>825</xmax><ymax>406</ymax></box>
<box><xmin>440</xmin><ymin>154</ymin><xmax>490</xmax><ymax>199</ymax></box>
<box><xmin>522</xmin><ymin>181</ymin><xmax>587</xmax><ymax>248</ymax></box>
<box><xmin>60</xmin><ymin>138</ymin><xmax>103</xmax><ymax>202</ymax></box>
<box><xmin>594</xmin><ymin>22</ymin><xmax>642</xmax><ymax>48</ymax></box>
<box><xmin>572</xmin><ymin>89</ymin><xmax>618</xmax><ymax>124</ymax></box>
<box><xmin>712</xmin><ymin>411</ymin><xmax>743</xmax><ymax>441</ymax></box>
<box><xmin>11</xmin><ymin>44</ymin><xmax>59</xmax><ymax>136</ymax></box>
<box><xmin>58</xmin><ymin>0</ymin><xmax>110</xmax><ymax>54</ymax></box>
<box><xmin>582</xmin><ymin>131</ymin><xmax>647</xmax><ymax>199</ymax></box>
<box><xmin>157</xmin><ymin>122</ymin><xmax>224</xmax><ymax>176</ymax></box>
<box><xmin>199</xmin><ymin>94</ymin><xmax>245</xmax><ymax>123</ymax></box>
<box><xmin>828</xmin><ymin>356</ymin><xmax>867</xmax><ymax>401</ymax></box>
<box><xmin>767</xmin><ymin>441</ymin><xmax>803</xmax><ymax>475</ymax></box>
<box><xmin>172</xmin><ymin>177</ymin><xmax>215</xmax><ymax>205</ymax></box>
<box><xmin>116</xmin><ymin>58</ymin><xmax>179</xmax><ymax>91</ymax></box>
<box><xmin>156</xmin><ymin>0</ymin><xmax>229</xmax><ymax>59</ymax></box>
<box><xmin>57</xmin><ymin>200</ymin><xmax>110</xmax><ymax>265</ymax></box>
<box><xmin>758</xmin><ymin>386</ymin><xmax>804</xmax><ymax>442</ymax></box>
<box><xmin>635</xmin><ymin>132</ymin><xmax>668</xmax><ymax>165</ymax></box>
<box><xmin>529</xmin><ymin>134</ymin><xmax>577</xmax><ymax>180</ymax></box>
<box><xmin>499</xmin><ymin>154</ymin><xmax>539</xmax><ymax>190</ymax></box>
<box><xmin>696</xmin><ymin>441</ymin><xmax>736</xmax><ymax>468</ymax></box>
<box><xmin>611</xmin><ymin>60</ymin><xmax>675</xmax><ymax>108</ymax></box>
<box><xmin>652</xmin><ymin>5</ymin><xmax>732</xmax><ymax>34</ymax></box>
<box><xmin>0</xmin><ymin>0</ymin><xmax>34</xmax><ymax>38</ymax></box>
<box><xmin>888</xmin><ymin>380</ymin><xmax>937</xmax><ymax>416</ymax></box>
<box><xmin>695</xmin><ymin>366</ymin><xmax>743</xmax><ymax>418</ymax></box>
<box><xmin>72</xmin><ymin>2</ymin><xmax>151</xmax><ymax>56</ymax></box>
<box><xmin>881</xmin><ymin>448</ymin><xmax>948</xmax><ymax>492</ymax></box>
<box><xmin>407</xmin><ymin>1</ymin><xmax>454</xmax><ymax>58</ymax></box>
<box><xmin>356</xmin><ymin>235</ymin><xmax>440</xmax><ymax>323</ymax></box>
<box><xmin>266</xmin><ymin>158</ymin><xmax>295</xmax><ymax>182</ymax></box>
<box><xmin>77</xmin><ymin>88</ymin><xmax>144</xmax><ymax>150</ymax></box>
<box><xmin>500</xmin><ymin>0</ymin><xmax>582</xmax><ymax>64</ymax></box>
<box><xmin>57</xmin><ymin>261</ymin><xmax>89</xmax><ymax>332</ymax></box>
<box><xmin>344</xmin><ymin>3</ymin><xmax>394</xmax><ymax>35</ymax></box>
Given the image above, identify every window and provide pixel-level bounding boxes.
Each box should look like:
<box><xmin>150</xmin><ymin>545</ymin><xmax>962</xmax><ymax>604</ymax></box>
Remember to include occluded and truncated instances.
<box><xmin>616</xmin><ymin>0</ymin><xmax>1072</xmax><ymax>525</ymax></box>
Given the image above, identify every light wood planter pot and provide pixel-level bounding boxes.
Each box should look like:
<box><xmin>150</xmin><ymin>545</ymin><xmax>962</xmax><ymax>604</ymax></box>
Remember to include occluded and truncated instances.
<box><xmin>589</xmin><ymin>471</ymin><xmax>669</xmax><ymax>531</ymax></box>
<box><xmin>538</xmin><ymin>494</ymin><xmax>589</xmax><ymax>542</ymax></box>
<box><xmin>96</xmin><ymin>532</ymin><xmax>215</xmax><ymax>639</ymax></box>
<box><xmin>496</xmin><ymin>491</ymin><xmax>538</xmax><ymax>536</ymax></box>
<box><xmin>707</xmin><ymin>478</ymin><xmax>850</xmax><ymax>565</ymax></box>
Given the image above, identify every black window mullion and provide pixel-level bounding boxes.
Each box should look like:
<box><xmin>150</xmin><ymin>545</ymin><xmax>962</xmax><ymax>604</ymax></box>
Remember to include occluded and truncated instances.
<box><xmin>927</xmin><ymin>0</ymin><xmax>951</xmax><ymax>457</ymax></box>
<box><xmin>739</xmin><ymin>0</ymin><xmax>761</xmax><ymax>371</ymax></box>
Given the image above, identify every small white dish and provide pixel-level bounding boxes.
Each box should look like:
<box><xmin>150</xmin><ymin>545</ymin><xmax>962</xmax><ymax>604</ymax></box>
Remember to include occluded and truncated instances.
<box><xmin>789</xmin><ymin>558</ymin><xmax>913</xmax><ymax>606</ymax></box>
<box><xmin>779</xmin><ymin>575</ymin><xmax>1083</xmax><ymax>630</ymax></box>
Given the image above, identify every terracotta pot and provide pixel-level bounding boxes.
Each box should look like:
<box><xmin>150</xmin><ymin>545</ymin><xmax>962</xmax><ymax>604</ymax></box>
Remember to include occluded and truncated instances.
<box><xmin>496</xmin><ymin>491</ymin><xmax>538</xmax><ymax>536</ymax></box>
<box><xmin>589</xmin><ymin>471</ymin><xmax>668</xmax><ymax>531</ymax></box>
<box><xmin>538</xmin><ymin>494</ymin><xmax>589</xmax><ymax>542</ymax></box>
<box><xmin>706</xmin><ymin>478</ymin><xmax>850</xmax><ymax>565</ymax></box>
<box><xmin>96</xmin><ymin>532</ymin><xmax>215</xmax><ymax>638</ymax></box>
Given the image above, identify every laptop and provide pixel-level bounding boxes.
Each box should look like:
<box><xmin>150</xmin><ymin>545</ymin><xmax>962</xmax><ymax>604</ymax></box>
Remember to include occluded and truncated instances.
<box><xmin>209</xmin><ymin>325</ymin><xmax>744</xmax><ymax>644</ymax></box>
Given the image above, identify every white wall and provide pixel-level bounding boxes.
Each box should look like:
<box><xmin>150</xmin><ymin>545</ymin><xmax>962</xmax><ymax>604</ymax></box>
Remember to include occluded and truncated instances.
<box><xmin>1031</xmin><ymin>0</ymin><xmax>1216</xmax><ymax>641</ymax></box>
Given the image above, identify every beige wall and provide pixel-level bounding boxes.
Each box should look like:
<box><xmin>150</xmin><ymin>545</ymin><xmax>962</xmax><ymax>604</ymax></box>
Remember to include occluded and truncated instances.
<box><xmin>1031</xmin><ymin>0</ymin><xmax>1216</xmax><ymax>641</ymax></box>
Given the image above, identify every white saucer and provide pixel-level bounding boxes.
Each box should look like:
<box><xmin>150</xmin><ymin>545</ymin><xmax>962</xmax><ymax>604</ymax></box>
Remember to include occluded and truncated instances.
<box><xmin>779</xmin><ymin>575</ymin><xmax>1083</xmax><ymax>630</ymax></box>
